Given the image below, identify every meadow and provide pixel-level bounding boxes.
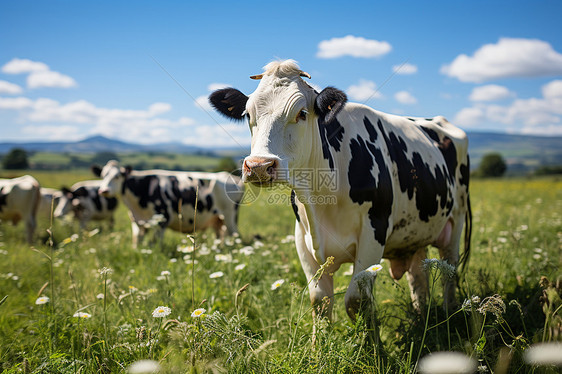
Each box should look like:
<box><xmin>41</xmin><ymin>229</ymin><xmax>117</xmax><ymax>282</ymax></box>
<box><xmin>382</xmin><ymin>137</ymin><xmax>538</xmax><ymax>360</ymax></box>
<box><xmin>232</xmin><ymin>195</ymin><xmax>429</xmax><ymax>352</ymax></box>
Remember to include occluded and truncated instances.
<box><xmin>0</xmin><ymin>171</ymin><xmax>561</xmax><ymax>373</ymax></box>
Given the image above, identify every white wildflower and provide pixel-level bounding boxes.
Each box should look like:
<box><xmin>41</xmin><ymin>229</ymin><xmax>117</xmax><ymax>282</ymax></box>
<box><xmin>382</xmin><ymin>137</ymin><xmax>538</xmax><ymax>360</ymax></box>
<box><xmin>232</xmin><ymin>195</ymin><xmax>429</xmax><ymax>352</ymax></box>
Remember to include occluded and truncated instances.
<box><xmin>209</xmin><ymin>271</ymin><xmax>224</xmax><ymax>279</ymax></box>
<box><xmin>418</xmin><ymin>351</ymin><xmax>477</xmax><ymax>374</ymax></box>
<box><xmin>35</xmin><ymin>296</ymin><xmax>50</xmax><ymax>305</ymax></box>
<box><xmin>73</xmin><ymin>312</ymin><xmax>92</xmax><ymax>319</ymax></box>
<box><xmin>128</xmin><ymin>359</ymin><xmax>160</xmax><ymax>373</ymax></box>
<box><xmin>235</xmin><ymin>264</ymin><xmax>246</xmax><ymax>271</ymax></box>
<box><xmin>191</xmin><ymin>308</ymin><xmax>206</xmax><ymax>318</ymax></box>
<box><xmin>160</xmin><ymin>270</ymin><xmax>171</xmax><ymax>276</ymax></box>
<box><xmin>271</xmin><ymin>279</ymin><xmax>285</xmax><ymax>290</ymax></box>
<box><xmin>524</xmin><ymin>342</ymin><xmax>562</xmax><ymax>367</ymax></box>
<box><xmin>152</xmin><ymin>306</ymin><xmax>171</xmax><ymax>318</ymax></box>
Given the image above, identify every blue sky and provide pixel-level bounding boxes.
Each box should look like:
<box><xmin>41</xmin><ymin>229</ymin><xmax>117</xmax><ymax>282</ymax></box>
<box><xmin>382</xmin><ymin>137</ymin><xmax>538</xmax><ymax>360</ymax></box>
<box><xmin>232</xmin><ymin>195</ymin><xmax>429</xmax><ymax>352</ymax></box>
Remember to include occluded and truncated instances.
<box><xmin>1</xmin><ymin>0</ymin><xmax>561</xmax><ymax>148</ymax></box>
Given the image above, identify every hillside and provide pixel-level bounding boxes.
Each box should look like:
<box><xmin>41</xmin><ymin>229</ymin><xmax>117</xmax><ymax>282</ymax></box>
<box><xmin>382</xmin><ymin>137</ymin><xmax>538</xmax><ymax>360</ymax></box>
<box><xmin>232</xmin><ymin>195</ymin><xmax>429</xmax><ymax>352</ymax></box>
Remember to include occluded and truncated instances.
<box><xmin>1</xmin><ymin>132</ymin><xmax>561</xmax><ymax>172</ymax></box>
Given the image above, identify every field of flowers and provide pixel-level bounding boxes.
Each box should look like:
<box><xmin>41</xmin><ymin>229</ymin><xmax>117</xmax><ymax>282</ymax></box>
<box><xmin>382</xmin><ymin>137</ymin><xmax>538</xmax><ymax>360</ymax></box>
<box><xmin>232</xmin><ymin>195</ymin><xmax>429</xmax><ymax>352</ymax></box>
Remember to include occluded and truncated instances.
<box><xmin>0</xmin><ymin>172</ymin><xmax>561</xmax><ymax>373</ymax></box>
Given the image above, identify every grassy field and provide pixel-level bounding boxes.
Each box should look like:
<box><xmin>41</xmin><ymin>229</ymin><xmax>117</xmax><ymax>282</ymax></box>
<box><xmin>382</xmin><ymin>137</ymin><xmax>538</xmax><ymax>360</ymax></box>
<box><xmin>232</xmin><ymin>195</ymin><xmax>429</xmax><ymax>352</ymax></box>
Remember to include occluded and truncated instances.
<box><xmin>0</xmin><ymin>173</ymin><xmax>561</xmax><ymax>373</ymax></box>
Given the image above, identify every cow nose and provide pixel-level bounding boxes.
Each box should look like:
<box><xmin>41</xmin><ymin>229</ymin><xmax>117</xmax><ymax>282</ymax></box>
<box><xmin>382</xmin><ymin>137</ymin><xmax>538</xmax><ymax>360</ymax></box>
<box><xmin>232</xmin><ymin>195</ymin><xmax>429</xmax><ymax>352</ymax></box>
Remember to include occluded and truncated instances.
<box><xmin>243</xmin><ymin>157</ymin><xmax>278</xmax><ymax>183</ymax></box>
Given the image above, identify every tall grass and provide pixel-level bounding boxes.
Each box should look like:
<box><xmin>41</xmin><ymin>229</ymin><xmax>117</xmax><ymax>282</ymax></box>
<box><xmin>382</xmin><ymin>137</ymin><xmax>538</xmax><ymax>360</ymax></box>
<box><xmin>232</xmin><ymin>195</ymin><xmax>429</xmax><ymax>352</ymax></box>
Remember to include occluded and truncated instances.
<box><xmin>0</xmin><ymin>176</ymin><xmax>560</xmax><ymax>372</ymax></box>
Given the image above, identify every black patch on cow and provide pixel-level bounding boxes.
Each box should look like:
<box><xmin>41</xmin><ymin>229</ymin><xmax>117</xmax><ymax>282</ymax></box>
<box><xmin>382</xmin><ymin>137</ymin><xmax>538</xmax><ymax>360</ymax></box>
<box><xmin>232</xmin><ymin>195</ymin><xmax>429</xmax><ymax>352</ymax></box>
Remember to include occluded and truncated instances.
<box><xmin>364</xmin><ymin>117</ymin><xmax>378</xmax><ymax>142</ymax></box>
<box><xmin>90</xmin><ymin>190</ymin><xmax>103</xmax><ymax>211</ymax></box>
<box><xmin>377</xmin><ymin>119</ymin><xmax>452</xmax><ymax>222</ymax></box>
<box><xmin>106</xmin><ymin>197</ymin><xmax>118</xmax><ymax>211</ymax></box>
<box><xmin>290</xmin><ymin>190</ymin><xmax>300</xmax><ymax>222</ymax></box>
<box><xmin>420</xmin><ymin>126</ymin><xmax>458</xmax><ymax>184</ymax></box>
<box><xmin>209</xmin><ymin>88</ymin><xmax>249</xmax><ymax>121</ymax></box>
<box><xmin>125</xmin><ymin>175</ymin><xmax>171</xmax><ymax>223</ymax></box>
<box><xmin>348</xmin><ymin>134</ymin><xmax>393</xmax><ymax>246</ymax></box>
<box><xmin>205</xmin><ymin>194</ymin><xmax>213</xmax><ymax>210</ymax></box>
<box><xmin>0</xmin><ymin>187</ymin><xmax>6</xmax><ymax>211</ymax></box>
<box><xmin>318</xmin><ymin>116</ymin><xmax>345</xmax><ymax>170</ymax></box>
<box><xmin>460</xmin><ymin>156</ymin><xmax>470</xmax><ymax>187</ymax></box>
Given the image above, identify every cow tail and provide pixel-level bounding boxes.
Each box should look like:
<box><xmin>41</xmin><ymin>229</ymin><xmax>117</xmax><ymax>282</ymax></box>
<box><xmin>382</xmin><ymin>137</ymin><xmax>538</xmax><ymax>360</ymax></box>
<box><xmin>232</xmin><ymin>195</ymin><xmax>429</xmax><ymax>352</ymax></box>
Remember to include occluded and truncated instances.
<box><xmin>458</xmin><ymin>193</ymin><xmax>472</xmax><ymax>277</ymax></box>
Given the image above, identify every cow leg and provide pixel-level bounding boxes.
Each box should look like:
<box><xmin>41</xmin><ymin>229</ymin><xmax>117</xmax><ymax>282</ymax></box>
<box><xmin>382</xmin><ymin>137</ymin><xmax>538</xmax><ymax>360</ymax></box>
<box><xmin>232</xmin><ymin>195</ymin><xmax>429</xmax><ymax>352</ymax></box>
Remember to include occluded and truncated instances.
<box><xmin>437</xmin><ymin>217</ymin><xmax>465</xmax><ymax>309</ymax></box>
<box><xmin>346</xmin><ymin>222</ymin><xmax>385</xmax><ymax>321</ymax></box>
<box><xmin>406</xmin><ymin>247</ymin><xmax>429</xmax><ymax>311</ymax></box>
<box><xmin>130</xmin><ymin>221</ymin><xmax>144</xmax><ymax>249</ymax></box>
<box><xmin>223</xmin><ymin>208</ymin><xmax>239</xmax><ymax>236</ymax></box>
<box><xmin>295</xmin><ymin>221</ymin><xmax>334</xmax><ymax>320</ymax></box>
<box><xmin>25</xmin><ymin>215</ymin><xmax>36</xmax><ymax>244</ymax></box>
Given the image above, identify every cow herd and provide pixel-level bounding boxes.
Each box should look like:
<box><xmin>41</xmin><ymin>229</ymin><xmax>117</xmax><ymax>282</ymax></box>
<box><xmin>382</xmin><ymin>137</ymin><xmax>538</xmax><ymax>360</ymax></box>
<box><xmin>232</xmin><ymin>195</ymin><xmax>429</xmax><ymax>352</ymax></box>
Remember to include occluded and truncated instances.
<box><xmin>1</xmin><ymin>161</ymin><xmax>244</xmax><ymax>247</ymax></box>
<box><xmin>1</xmin><ymin>59</ymin><xmax>472</xmax><ymax>326</ymax></box>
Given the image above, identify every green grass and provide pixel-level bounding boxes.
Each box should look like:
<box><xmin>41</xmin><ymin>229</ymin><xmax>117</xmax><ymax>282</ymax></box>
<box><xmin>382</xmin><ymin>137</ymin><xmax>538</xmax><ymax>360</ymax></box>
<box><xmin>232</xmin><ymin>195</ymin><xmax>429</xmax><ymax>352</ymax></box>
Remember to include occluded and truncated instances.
<box><xmin>1</xmin><ymin>176</ymin><xmax>561</xmax><ymax>373</ymax></box>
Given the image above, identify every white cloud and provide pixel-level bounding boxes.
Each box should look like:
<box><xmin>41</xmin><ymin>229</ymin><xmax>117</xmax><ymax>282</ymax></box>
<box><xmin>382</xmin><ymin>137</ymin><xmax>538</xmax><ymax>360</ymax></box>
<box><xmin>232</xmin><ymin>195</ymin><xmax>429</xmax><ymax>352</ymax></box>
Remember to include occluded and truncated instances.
<box><xmin>441</xmin><ymin>38</ymin><xmax>562</xmax><ymax>83</ymax></box>
<box><xmin>27</xmin><ymin>70</ymin><xmax>77</xmax><ymax>89</ymax></box>
<box><xmin>469</xmin><ymin>85</ymin><xmax>514</xmax><ymax>102</ymax></box>
<box><xmin>393</xmin><ymin>63</ymin><xmax>418</xmax><ymax>75</ymax></box>
<box><xmin>0</xmin><ymin>80</ymin><xmax>23</xmax><ymax>95</ymax></box>
<box><xmin>183</xmin><ymin>123</ymin><xmax>251</xmax><ymax>147</ymax></box>
<box><xmin>21</xmin><ymin>125</ymin><xmax>82</xmax><ymax>141</ymax></box>
<box><xmin>346</xmin><ymin>80</ymin><xmax>383</xmax><ymax>101</ymax></box>
<box><xmin>454</xmin><ymin>79</ymin><xmax>562</xmax><ymax>135</ymax></box>
<box><xmin>542</xmin><ymin>79</ymin><xmax>562</xmax><ymax>99</ymax></box>
<box><xmin>317</xmin><ymin>35</ymin><xmax>392</xmax><ymax>59</ymax></box>
<box><xmin>394</xmin><ymin>91</ymin><xmax>417</xmax><ymax>105</ymax></box>
<box><xmin>0</xmin><ymin>97</ymin><xmax>33</xmax><ymax>109</ymax></box>
<box><xmin>454</xmin><ymin>107</ymin><xmax>485</xmax><ymax>126</ymax></box>
<box><xmin>195</xmin><ymin>82</ymin><xmax>231</xmax><ymax>112</ymax></box>
<box><xmin>0</xmin><ymin>96</ymin><xmax>196</xmax><ymax>143</ymax></box>
<box><xmin>2</xmin><ymin>58</ymin><xmax>49</xmax><ymax>74</ymax></box>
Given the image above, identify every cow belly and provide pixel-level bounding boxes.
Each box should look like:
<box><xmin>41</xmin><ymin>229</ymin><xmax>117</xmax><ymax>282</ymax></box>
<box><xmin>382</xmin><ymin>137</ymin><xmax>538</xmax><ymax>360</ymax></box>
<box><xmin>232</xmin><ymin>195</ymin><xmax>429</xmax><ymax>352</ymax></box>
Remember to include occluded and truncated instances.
<box><xmin>384</xmin><ymin>215</ymin><xmax>448</xmax><ymax>258</ymax></box>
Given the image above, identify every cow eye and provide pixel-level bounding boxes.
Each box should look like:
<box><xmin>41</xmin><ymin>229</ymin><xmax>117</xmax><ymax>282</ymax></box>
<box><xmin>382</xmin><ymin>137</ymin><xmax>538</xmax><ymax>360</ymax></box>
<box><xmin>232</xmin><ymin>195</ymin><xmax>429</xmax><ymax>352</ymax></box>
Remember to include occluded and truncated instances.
<box><xmin>296</xmin><ymin>109</ymin><xmax>308</xmax><ymax>122</ymax></box>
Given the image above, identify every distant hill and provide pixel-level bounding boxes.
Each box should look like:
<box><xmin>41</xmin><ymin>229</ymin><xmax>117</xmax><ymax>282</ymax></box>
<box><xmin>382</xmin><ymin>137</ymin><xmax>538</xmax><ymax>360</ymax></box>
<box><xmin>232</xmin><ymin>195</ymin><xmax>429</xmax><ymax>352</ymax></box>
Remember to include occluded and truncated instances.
<box><xmin>1</xmin><ymin>132</ymin><xmax>561</xmax><ymax>172</ymax></box>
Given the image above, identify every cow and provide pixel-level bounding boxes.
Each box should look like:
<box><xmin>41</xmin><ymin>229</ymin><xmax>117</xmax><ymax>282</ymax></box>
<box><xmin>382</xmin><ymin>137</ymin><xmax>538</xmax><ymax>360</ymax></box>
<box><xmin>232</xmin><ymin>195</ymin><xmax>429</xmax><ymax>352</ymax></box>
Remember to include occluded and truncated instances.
<box><xmin>38</xmin><ymin>187</ymin><xmax>63</xmax><ymax>219</ymax></box>
<box><xmin>92</xmin><ymin>161</ymin><xmax>244</xmax><ymax>248</ymax></box>
<box><xmin>209</xmin><ymin>59</ymin><xmax>471</xmax><ymax>324</ymax></box>
<box><xmin>0</xmin><ymin>175</ymin><xmax>41</xmax><ymax>243</ymax></box>
<box><xmin>53</xmin><ymin>180</ymin><xmax>119</xmax><ymax>229</ymax></box>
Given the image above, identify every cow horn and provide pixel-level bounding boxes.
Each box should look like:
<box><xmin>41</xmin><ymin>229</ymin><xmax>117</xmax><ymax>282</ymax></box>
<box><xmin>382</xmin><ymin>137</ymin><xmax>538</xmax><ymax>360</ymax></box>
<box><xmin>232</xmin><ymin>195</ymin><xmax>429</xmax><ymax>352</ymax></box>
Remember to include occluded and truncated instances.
<box><xmin>300</xmin><ymin>71</ymin><xmax>311</xmax><ymax>79</ymax></box>
<box><xmin>250</xmin><ymin>74</ymin><xmax>264</xmax><ymax>80</ymax></box>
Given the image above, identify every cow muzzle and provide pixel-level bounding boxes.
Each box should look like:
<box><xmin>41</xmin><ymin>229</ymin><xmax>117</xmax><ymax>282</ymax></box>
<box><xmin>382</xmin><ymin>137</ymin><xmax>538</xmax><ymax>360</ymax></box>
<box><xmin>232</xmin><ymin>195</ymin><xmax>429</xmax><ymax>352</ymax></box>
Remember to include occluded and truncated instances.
<box><xmin>242</xmin><ymin>156</ymin><xmax>279</xmax><ymax>184</ymax></box>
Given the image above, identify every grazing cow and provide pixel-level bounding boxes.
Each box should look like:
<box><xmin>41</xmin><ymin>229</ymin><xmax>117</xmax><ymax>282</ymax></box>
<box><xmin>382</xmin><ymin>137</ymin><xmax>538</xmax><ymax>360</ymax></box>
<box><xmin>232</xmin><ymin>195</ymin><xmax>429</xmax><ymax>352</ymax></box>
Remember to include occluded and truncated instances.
<box><xmin>0</xmin><ymin>175</ymin><xmax>41</xmax><ymax>243</ymax></box>
<box><xmin>38</xmin><ymin>188</ymin><xmax>63</xmax><ymax>219</ymax></box>
<box><xmin>54</xmin><ymin>180</ymin><xmax>118</xmax><ymax>229</ymax></box>
<box><xmin>210</xmin><ymin>60</ymin><xmax>471</xmax><ymax>322</ymax></box>
<box><xmin>92</xmin><ymin>161</ymin><xmax>244</xmax><ymax>248</ymax></box>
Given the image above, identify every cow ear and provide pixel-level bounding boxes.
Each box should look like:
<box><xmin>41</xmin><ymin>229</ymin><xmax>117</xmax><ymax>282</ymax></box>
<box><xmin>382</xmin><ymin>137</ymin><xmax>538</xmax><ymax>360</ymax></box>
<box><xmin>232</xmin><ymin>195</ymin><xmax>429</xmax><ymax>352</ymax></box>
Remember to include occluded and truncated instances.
<box><xmin>61</xmin><ymin>186</ymin><xmax>72</xmax><ymax>196</ymax></box>
<box><xmin>74</xmin><ymin>188</ymin><xmax>88</xmax><ymax>197</ymax></box>
<box><xmin>314</xmin><ymin>87</ymin><xmax>347</xmax><ymax>123</ymax></box>
<box><xmin>91</xmin><ymin>165</ymin><xmax>102</xmax><ymax>177</ymax></box>
<box><xmin>209</xmin><ymin>88</ymin><xmax>248</xmax><ymax>121</ymax></box>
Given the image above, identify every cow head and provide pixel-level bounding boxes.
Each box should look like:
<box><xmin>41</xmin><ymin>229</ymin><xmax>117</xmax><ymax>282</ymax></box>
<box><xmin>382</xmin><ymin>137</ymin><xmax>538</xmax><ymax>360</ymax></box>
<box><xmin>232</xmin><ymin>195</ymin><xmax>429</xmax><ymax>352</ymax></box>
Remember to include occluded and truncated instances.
<box><xmin>209</xmin><ymin>60</ymin><xmax>347</xmax><ymax>185</ymax></box>
<box><xmin>92</xmin><ymin>160</ymin><xmax>132</xmax><ymax>197</ymax></box>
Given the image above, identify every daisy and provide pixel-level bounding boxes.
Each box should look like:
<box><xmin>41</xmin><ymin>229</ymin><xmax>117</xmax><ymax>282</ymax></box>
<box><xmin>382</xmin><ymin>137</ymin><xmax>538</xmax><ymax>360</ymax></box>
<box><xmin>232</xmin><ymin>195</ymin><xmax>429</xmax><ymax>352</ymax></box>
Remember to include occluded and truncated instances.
<box><xmin>73</xmin><ymin>312</ymin><xmax>92</xmax><ymax>319</ymax></box>
<box><xmin>235</xmin><ymin>264</ymin><xmax>246</xmax><ymax>271</ymax></box>
<box><xmin>35</xmin><ymin>296</ymin><xmax>50</xmax><ymax>305</ymax></box>
<box><xmin>271</xmin><ymin>279</ymin><xmax>285</xmax><ymax>290</ymax></box>
<box><xmin>365</xmin><ymin>264</ymin><xmax>383</xmax><ymax>274</ymax></box>
<box><xmin>160</xmin><ymin>270</ymin><xmax>171</xmax><ymax>276</ymax></box>
<box><xmin>191</xmin><ymin>308</ymin><xmax>206</xmax><ymax>318</ymax></box>
<box><xmin>209</xmin><ymin>271</ymin><xmax>224</xmax><ymax>279</ymax></box>
<box><xmin>96</xmin><ymin>293</ymin><xmax>104</xmax><ymax>300</ymax></box>
<box><xmin>152</xmin><ymin>306</ymin><xmax>171</xmax><ymax>318</ymax></box>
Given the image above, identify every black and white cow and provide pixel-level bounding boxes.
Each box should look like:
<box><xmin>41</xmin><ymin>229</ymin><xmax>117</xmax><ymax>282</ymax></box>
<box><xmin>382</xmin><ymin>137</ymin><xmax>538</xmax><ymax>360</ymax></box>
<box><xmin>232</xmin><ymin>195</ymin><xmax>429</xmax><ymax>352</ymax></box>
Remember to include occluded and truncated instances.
<box><xmin>210</xmin><ymin>60</ymin><xmax>471</xmax><ymax>322</ymax></box>
<box><xmin>38</xmin><ymin>187</ymin><xmax>63</xmax><ymax>218</ymax></box>
<box><xmin>54</xmin><ymin>180</ymin><xmax>118</xmax><ymax>229</ymax></box>
<box><xmin>92</xmin><ymin>161</ymin><xmax>244</xmax><ymax>248</ymax></box>
<box><xmin>0</xmin><ymin>175</ymin><xmax>41</xmax><ymax>243</ymax></box>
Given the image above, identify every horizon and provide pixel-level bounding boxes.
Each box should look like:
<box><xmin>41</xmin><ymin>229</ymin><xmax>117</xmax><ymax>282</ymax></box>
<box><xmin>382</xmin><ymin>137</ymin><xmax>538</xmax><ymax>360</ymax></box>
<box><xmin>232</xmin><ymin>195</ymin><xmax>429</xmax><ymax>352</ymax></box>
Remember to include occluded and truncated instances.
<box><xmin>1</xmin><ymin>1</ymin><xmax>562</xmax><ymax>148</ymax></box>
